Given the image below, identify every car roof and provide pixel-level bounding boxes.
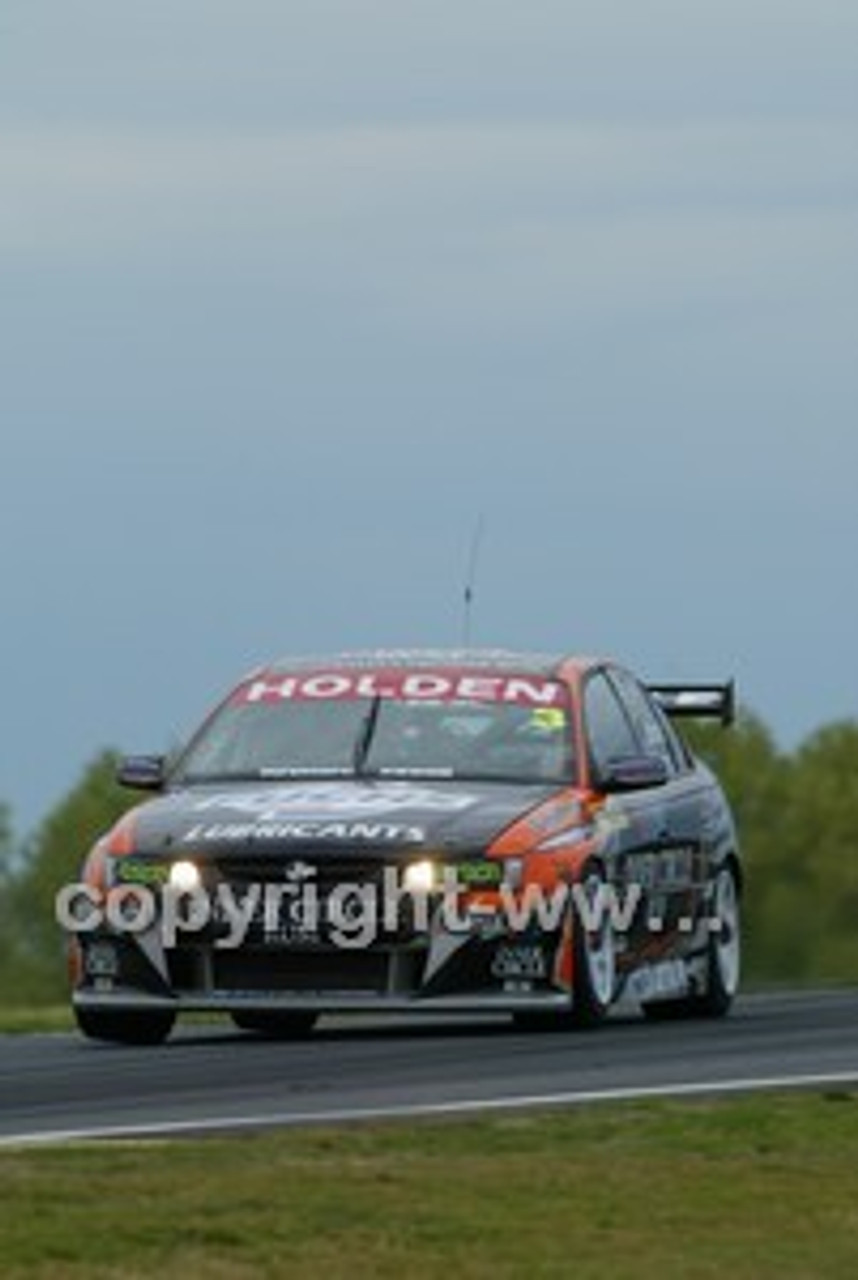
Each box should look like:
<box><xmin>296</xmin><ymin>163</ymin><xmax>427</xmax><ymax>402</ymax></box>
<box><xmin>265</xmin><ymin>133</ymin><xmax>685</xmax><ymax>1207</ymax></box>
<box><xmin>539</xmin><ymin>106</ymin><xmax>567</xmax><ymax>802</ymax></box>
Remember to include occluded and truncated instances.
<box><xmin>258</xmin><ymin>648</ymin><xmax>598</xmax><ymax>680</ymax></box>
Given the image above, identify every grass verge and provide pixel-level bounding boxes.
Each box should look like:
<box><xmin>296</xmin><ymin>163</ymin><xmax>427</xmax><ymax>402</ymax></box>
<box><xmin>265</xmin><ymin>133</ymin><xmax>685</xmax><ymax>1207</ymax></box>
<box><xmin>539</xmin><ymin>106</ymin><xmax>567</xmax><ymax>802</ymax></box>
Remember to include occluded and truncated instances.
<box><xmin>0</xmin><ymin>1005</ymin><xmax>74</xmax><ymax>1034</ymax></box>
<box><xmin>2</xmin><ymin>1091</ymin><xmax>858</xmax><ymax>1277</ymax></box>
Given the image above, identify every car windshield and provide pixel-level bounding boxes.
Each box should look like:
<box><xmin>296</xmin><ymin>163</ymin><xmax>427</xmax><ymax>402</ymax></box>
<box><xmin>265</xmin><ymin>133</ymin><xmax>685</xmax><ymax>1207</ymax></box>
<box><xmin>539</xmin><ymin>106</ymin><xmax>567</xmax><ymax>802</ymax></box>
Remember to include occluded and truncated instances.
<box><xmin>173</xmin><ymin>682</ymin><xmax>575</xmax><ymax>785</ymax></box>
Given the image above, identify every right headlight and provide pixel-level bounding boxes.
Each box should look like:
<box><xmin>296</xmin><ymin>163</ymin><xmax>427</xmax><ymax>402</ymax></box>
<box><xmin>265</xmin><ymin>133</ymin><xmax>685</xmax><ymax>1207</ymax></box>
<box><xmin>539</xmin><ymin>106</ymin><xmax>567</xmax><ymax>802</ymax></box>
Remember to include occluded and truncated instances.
<box><xmin>403</xmin><ymin>859</ymin><xmax>442</xmax><ymax>893</ymax></box>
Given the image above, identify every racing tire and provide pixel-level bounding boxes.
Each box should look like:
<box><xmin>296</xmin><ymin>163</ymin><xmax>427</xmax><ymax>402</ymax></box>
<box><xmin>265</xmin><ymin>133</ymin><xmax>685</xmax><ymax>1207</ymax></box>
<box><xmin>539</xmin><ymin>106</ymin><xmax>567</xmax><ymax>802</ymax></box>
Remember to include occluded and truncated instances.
<box><xmin>643</xmin><ymin>863</ymin><xmax>741</xmax><ymax>1021</ymax></box>
<box><xmin>230</xmin><ymin>1011</ymin><xmax>318</xmax><ymax>1039</ymax></box>
<box><xmin>512</xmin><ymin>862</ymin><xmax>615</xmax><ymax>1033</ymax></box>
<box><xmin>74</xmin><ymin>1006</ymin><xmax>176</xmax><ymax>1045</ymax></box>
<box><xmin>567</xmin><ymin>862</ymin><xmax>616</xmax><ymax>1028</ymax></box>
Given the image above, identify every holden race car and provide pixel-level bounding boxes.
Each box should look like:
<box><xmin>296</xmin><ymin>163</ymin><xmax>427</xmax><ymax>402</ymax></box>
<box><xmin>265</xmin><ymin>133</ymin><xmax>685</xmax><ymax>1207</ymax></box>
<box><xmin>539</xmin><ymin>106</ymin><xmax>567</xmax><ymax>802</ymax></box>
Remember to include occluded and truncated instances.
<box><xmin>64</xmin><ymin>649</ymin><xmax>741</xmax><ymax>1044</ymax></box>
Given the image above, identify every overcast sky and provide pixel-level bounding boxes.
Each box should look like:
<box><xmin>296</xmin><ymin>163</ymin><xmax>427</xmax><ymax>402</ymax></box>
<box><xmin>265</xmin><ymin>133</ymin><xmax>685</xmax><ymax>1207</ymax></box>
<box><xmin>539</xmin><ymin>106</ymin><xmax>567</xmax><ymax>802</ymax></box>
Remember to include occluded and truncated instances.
<box><xmin>2</xmin><ymin>1</ymin><xmax>856</xmax><ymax>835</ymax></box>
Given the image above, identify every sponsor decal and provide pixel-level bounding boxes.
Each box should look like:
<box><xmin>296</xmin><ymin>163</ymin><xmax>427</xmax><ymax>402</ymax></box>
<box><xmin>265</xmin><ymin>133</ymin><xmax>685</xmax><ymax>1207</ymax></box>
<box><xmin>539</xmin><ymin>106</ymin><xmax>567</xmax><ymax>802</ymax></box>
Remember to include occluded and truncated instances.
<box><xmin>592</xmin><ymin>804</ymin><xmax>631</xmax><ymax>839</ymax></box>
<box><xmin>113</xmin><ymin>859</ymin><xmax>170</xmax><ymax>887</ymax></box>
<box><xmin>491</xmin><ymin>943</ymin><xmax>548</xmax><ymax>980</ymax></box>
<box><xmin>189</xmin><ymin>783</ymin><xmax>475</xmax><ymax>822</ymax></box>
<box><xmin>236</xmin><ymin>672</ymin><xmax>566</xmax><ymax>708</ymax></box>
<box><xmin>625</xmin><ymin>959</ymin><xmax>688</xmax><ymax>1003</ymax></box>
<box><xmin>182</xmin><ymin>820</ymin><xmax>426</xmax><ymax>845</ymax></box>
<box><xmin>529</xmin><ymin>707</ymin><xmax>566</xmax><ymax>731</ymax></box>
<box><xmin>623</xmin><ymin>846</ymin><xmax>697</xmax><ymax>890</ymax></box>
<box><xmin>84</xmin><ymin>941</ymin><xmax>120</xmax><ymax>979</ymax></box>
<box><xmin>455</xmin><ymin>859</ymin><xmax>503</xmax><ymax>887</ymax></box>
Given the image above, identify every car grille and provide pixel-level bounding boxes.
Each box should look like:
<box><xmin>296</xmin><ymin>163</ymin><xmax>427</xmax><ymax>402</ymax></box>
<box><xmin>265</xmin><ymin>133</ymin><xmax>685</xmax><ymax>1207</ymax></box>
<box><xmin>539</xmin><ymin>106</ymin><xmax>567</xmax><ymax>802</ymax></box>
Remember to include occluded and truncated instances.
<box><xmin>165</xmin><ymin>944</ymin><xmax>426</xmax><ymax>996</ymax></box>
<box><xmin>207</xmin><ymin>853</ymin><xmax>421</xmax><ymax>944</ymax></box>
<box><xmin>211</xmin><ymin>854</ymin><xmax>389</xmax><ymax>892</ymax></box>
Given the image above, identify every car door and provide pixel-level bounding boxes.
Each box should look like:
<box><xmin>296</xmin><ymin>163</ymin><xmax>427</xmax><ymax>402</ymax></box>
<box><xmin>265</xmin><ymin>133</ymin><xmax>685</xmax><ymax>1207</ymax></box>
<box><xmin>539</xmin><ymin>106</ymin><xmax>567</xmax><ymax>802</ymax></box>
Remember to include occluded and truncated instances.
<box><xmin>603</xmin><ymin>666</ymin><xmax>709</xmax><ymax>957</ymax></box>
<box><xmin>581</xmin><ymin>667</ymin><xmax>702</xmax><ymax>999</ymax></box>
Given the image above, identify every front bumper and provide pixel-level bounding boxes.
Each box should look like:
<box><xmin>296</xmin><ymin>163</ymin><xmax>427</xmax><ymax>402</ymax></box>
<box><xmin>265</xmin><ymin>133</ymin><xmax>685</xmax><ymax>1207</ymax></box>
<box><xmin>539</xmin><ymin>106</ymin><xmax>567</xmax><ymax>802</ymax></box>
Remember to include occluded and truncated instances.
<box><xmin>72</xmin><ymin>912</ymin><xmax>571</xmax><ymax>1015</ymax></box>
<box><xmin>72</xmin><ymin>987</ymin><xmax>574</xmax><ymax>1015</ymax></box>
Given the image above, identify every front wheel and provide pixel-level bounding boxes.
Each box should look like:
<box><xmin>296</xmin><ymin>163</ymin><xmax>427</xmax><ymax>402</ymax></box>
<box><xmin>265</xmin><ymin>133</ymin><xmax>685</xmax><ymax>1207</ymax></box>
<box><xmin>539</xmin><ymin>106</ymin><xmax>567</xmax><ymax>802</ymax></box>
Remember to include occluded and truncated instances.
<box><xmin>568</xmin><ymin>864</ymin><xmax>616</xmax><ymax>1028</ymax></box>
<box><xmin>514</xmin><ymin>864</ymin><xmax>616</xmax><ymax>1032</ymax></box>
<box><xmin>74</xmin><ymin>1006</ymin><xmax>176</xmax><ymax>1045</ymax></box>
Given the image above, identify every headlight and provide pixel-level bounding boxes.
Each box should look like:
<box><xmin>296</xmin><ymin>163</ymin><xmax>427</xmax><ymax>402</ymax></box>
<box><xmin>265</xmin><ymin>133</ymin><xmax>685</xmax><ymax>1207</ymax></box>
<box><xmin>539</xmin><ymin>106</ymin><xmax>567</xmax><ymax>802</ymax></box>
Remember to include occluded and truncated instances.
<box><xmin>169</xmin><ymin>860</ymin><xmax>201</xmax><ymax>892</ymax></box>
<box><xmin>403</xmin><ymin>859</ymin><xmax>441</xmax><ymax>893</ymax></box>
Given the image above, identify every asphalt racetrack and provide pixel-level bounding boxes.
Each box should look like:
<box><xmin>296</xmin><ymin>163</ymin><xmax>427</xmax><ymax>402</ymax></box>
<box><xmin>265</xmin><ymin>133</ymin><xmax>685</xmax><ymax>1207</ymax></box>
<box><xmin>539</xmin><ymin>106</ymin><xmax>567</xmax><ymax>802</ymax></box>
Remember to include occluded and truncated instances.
<box><xmin>2</xmin><ymin>988</ymin><xmax>858</xmax><ymax>1144</ymax></box>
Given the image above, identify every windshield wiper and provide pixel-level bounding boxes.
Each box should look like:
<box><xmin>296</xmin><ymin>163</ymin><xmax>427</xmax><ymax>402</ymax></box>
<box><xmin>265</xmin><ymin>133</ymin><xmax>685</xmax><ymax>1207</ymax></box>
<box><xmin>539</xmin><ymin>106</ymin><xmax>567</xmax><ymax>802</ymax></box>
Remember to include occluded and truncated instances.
<box><xmin>352</xmin><ymin>694</ymin><xmax>382</xmax><ymax>776</ymax></box>
<box><xmin>369</xmin><ymin>766</ymin><xmax>455</xmax><ymax>779</ymax></box>
<box><xmin>258</xmin><ymin>766</ymin><xmax>354</xmax><ymax>779</ymax></box>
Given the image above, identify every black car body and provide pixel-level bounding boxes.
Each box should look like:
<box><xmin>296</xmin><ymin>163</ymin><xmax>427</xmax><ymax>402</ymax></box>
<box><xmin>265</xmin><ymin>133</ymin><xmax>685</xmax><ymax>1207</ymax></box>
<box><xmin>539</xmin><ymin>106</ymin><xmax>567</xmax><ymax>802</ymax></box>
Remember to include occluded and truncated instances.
<box><xmin>65</xmin><ymin>649</ymin><xmax>741</xmax><ymax>1043</ymax></box>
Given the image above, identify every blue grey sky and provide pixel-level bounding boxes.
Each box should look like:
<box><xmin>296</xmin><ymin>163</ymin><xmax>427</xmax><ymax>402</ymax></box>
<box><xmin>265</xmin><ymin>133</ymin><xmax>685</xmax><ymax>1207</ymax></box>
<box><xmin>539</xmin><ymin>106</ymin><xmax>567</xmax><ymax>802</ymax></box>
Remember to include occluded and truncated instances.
<box><xmin>2</xmin><ymin>1</ymin><xmax>856</xmax><ymax>836</ymax></box>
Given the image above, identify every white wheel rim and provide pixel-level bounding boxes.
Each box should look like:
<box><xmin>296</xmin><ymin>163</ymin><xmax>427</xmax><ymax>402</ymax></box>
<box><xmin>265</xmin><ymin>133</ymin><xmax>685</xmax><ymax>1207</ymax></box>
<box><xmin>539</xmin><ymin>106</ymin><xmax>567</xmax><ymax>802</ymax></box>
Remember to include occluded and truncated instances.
<box><xmin>713</xmin><ymin>869</ymin><xmax>741</xmax><ymax>995</ymax></box>
<box><xmin>581</xmin><ymin>876</ymin><xmax>616</xmax><ymax>1007</ymax></box>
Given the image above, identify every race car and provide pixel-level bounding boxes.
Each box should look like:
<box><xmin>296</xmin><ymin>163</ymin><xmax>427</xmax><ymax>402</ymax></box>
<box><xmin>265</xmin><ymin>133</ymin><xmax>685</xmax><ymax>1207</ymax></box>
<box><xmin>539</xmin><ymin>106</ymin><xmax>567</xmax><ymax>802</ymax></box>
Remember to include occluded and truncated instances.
<box><xmin>64</xmin><ymin>649</ymin><xmax>741</xmax><ymax>1043</ymax></box>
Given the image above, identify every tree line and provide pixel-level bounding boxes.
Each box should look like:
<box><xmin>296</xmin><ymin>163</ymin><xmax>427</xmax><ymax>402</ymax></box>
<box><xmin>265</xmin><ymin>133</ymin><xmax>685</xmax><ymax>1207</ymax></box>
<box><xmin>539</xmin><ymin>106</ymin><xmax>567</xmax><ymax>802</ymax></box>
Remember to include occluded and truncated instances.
<box><xmin>1</xmin><ymin>713</ymin><xmax>857</xmax><ymax>1006</ymax></box>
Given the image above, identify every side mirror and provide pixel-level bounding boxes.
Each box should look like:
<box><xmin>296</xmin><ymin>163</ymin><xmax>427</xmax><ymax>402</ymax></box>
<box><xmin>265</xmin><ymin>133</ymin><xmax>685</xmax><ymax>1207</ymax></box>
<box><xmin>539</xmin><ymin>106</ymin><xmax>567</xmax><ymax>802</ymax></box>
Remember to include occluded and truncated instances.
<box><xmin>598</xmin><ymin>754</ymin><xmax>669</xmax><ymax>793</ymax></box>
<box><xmin>116</xmin><ymin>754</ymin><xmax>166</xmax><ymax>791</ymax></box>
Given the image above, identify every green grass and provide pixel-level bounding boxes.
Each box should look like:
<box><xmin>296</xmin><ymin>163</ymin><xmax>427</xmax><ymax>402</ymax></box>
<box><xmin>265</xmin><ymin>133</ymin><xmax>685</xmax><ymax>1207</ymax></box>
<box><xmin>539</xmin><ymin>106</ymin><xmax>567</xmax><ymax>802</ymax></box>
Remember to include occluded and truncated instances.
<box><xmin>2</xmin><ymin>1092</ymin><xmax>858</xmax><ymax>1277</ymax></box>
<box><xmin>0</xmin><ymin>1007</ymin><xmax>221</xmax><ymax>1034</ymax></box>
<box><xmin>0</xmin><ymin>1005</ymin><xmax>74</xmax><ymax>1034</ymax></box>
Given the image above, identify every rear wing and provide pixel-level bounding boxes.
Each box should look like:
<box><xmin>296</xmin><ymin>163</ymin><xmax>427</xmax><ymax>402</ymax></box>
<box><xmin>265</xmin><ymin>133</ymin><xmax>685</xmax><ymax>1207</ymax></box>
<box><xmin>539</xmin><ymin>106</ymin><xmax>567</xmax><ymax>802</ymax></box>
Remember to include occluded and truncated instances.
<box><xmin>648</xmin><ymin>681</ymin><xmax>736</xmax><ymax>727</ymax></box>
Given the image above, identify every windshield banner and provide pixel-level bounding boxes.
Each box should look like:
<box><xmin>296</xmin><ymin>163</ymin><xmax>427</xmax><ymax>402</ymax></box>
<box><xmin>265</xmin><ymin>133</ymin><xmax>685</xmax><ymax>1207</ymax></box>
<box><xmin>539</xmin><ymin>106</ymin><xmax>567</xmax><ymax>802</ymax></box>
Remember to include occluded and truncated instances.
<box><xmin>235</xmin><ymin>671</ymin><xmax>567</xmax><ymax>707</ymax></box>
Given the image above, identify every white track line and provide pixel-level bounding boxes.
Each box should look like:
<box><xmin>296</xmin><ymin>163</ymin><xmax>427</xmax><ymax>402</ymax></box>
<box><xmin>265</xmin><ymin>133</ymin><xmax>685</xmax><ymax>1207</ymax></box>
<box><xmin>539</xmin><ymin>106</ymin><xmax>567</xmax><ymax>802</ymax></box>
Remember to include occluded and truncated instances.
<box><xmin>3</xmin><ymin>1069</ymin><xmax>858</xmax><ymax>1147</ymax></box>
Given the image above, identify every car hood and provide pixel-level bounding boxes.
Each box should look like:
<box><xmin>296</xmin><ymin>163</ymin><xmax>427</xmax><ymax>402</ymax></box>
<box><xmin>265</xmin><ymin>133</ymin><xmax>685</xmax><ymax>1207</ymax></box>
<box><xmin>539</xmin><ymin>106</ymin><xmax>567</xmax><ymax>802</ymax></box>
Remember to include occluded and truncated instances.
<box><xmin>125</xmin><ymin>777</ymin><xmax>561</xmax><ymax>860</ymax></box>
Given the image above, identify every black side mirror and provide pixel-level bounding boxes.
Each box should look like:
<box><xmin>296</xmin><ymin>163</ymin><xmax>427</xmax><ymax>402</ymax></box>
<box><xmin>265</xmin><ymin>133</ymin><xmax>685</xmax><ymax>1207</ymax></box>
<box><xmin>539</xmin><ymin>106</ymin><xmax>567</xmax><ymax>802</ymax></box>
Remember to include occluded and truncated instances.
<box><xmin>598</xmin><ymin>754</ymin><xmax>669</xmax><ymax>793</ymax></box>
<box><xmin>116</xmin><ymin>754</ymin><xmax>166</xmax><ymax>791</ymax></box>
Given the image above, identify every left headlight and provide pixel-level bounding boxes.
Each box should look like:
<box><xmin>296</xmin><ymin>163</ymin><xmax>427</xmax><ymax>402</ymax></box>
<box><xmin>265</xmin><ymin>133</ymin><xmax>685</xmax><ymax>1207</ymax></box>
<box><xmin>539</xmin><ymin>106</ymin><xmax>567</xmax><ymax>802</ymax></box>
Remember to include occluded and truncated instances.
<box><xmin>168</xmin><ymin>860</ymin><xmax>201</xmax><ymax>892</ymax></box>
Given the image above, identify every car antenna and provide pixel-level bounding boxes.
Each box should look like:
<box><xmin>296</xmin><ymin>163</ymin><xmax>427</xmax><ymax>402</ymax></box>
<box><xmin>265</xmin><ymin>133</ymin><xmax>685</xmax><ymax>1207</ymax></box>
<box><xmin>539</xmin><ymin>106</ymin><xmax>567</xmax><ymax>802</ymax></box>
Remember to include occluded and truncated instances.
<box><xmin>461</xmin><ymin>513</ymin><xmax>485</xmax><ymax>649</ymax></box>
